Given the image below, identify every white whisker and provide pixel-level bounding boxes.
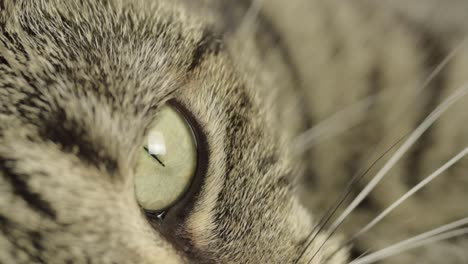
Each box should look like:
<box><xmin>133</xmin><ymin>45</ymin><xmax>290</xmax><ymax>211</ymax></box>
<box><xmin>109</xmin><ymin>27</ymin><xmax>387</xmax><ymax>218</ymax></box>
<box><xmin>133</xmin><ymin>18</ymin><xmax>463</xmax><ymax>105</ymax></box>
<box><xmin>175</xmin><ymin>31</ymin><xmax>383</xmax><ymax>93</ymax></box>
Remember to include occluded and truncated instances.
<box><xmin>390</xmin><ymin>38</ymin><xmax>467</xmax><ymax>123</ymax></box>
<box><xmin>421</xmin><ymin>40</ymin><xmax>465</xmax><ymax>90</ymax></box>
<box><xmin>238</xmin><ymin>0</ymin><xmax>264</xmax><ymax>36</ymax></box>
<box><xmin>351</xmin><ymin>147</ymin><xmax>468</xmax><ymax>240</ymax></box>
<box><xmin>350</xmin><ymin>219</ymin><xmax>468</xmax><ymax>264</ymax></box>
<box><xmin>292</xmin><ymin>95</ymin><xmax>376</xmax><ymax>155</ymax></box>
<box><xmin>330</xmin><ymin>81</ymin><xmax>468</xmax><ymax>232</ymax></box>
<box><xmin>295</xmin><ymin>38</ymin><xmax>466</xmax><ymax>155</ymax></box>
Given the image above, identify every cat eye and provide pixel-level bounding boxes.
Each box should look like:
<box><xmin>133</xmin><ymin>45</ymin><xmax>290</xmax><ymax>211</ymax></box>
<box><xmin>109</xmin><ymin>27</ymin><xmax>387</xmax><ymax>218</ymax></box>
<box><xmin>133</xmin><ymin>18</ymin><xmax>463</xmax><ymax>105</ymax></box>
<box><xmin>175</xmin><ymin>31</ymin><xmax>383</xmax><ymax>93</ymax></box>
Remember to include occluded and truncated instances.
<box><xmin>134</xmin><ymin>103</ymin><xmax>198</xmax><ymax>213</ymax></box>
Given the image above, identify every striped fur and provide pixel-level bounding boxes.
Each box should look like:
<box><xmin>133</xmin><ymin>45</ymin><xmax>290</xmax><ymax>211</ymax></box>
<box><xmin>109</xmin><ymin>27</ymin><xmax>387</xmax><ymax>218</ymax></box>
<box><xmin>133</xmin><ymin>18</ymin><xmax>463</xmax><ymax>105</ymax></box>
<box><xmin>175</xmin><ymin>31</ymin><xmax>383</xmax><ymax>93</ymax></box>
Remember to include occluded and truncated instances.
<box><xmin>0</xmin><ymin>0</ymin><xmax>467</xmax><ymax>263</ymax></box>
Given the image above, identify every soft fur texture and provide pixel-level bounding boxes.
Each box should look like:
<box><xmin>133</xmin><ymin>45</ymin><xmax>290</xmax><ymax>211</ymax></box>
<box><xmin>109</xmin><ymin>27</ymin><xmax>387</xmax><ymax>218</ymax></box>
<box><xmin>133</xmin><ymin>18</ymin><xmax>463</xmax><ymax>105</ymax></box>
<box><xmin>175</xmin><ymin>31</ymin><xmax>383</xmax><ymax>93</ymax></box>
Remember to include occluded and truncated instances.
<box><xmin>0</xmin><ymin>0</ymin><xmax>467</xmax><ymax>263</ymax></box>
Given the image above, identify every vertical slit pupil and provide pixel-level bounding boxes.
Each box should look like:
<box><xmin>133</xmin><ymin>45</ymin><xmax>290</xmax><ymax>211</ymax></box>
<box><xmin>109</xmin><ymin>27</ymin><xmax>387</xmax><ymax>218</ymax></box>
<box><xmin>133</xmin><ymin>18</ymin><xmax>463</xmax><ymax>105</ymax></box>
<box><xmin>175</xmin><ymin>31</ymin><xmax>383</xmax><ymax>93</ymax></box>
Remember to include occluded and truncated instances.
<box><xmin>143</xmin><ymin>146</ymin><xmax>166</xmax><ymax>167</ymax></box>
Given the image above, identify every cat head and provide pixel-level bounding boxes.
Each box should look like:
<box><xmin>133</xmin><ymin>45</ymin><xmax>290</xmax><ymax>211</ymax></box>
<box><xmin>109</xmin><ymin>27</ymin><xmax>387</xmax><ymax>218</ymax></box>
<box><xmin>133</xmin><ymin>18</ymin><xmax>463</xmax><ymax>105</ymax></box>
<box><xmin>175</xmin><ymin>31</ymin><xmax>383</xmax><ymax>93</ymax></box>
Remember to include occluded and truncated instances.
<box><xmin>0</xmin><ymin>1</ymin><xmax>347</xmax><ymax>263</ymax></box>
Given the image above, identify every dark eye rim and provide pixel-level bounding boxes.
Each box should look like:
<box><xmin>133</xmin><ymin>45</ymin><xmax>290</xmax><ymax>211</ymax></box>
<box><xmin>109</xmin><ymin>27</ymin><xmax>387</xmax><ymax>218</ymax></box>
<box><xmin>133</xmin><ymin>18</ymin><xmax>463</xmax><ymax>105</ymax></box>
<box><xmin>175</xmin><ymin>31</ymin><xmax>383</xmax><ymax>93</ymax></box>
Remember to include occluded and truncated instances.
<box><xmin>142</xmin><ymin>99</ymin><xmax>209</xmax><ymax>227</ymax></box>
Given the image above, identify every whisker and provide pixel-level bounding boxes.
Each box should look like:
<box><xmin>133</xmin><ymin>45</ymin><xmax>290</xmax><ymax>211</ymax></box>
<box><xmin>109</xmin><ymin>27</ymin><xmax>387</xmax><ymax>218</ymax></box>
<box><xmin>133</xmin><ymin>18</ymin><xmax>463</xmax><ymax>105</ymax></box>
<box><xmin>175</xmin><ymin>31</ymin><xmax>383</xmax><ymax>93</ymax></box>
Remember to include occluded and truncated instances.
<box><xmin>312</xmin><ymin>40</ymin><xmax>468</xmax><ymax>263</ymax></box>
<box><xmin>389</xmin><ymin>38</ymin><xmax>467</xmax><ymax>123</ymax></box>
<box><xmin>294</xmin><ymin>38</ymin><xmax>466</xmax><ymax>155</ymax></box>
<box><xmin>353</xmin><ymin>227</ymin><xmax>468</xmax><ymax>264</ymax></box>
<box><xmin>349</xmin><ymin>218</ymin><xmax>468</xmax><ymax>264</ymax></box>
<box><xmin>420</xmin><ymin>39</ymin><xmax>465</xmax><ymax>90</ymax></box>
<box><xmin>353</xmin><ymin>249</ymin><xmax>372</xmax><ymax>261</ymax></box>
<box><xmin>308</xmin><ymin>80</ymin><xmax>468</xmax><ymax>263</ymax></box>
<box><xmin>295</xmin><ymin>24</ymin><xmax>467</xmax><ymax>264</ymax></box>
<box><xmin>293</xmin><ymin>137</ymin><xmax>405</xmax><ymax>264</ymax></box>
<box><xmin>237</xmin><ymin>0</ymin><xmax>264</xmax><ymax>36</ymax></box>
<box><xmin>321</xmin><ymin>148</ymin><xmax>468</xmax><ymax>262</ymax></box>
<box><xmin>292</xmin><ymin>95</ymin><xmax>376</xmax><ymax>155</ymax></box>
<box><xmin>350</xmin><ymin>147</ymin><xmax>468</xmax><ymax>241</ymax></box>
<box><xmin>329</xmin><ymin>81</ymin><xmax>468</xmax><ymax>233</ymax></box>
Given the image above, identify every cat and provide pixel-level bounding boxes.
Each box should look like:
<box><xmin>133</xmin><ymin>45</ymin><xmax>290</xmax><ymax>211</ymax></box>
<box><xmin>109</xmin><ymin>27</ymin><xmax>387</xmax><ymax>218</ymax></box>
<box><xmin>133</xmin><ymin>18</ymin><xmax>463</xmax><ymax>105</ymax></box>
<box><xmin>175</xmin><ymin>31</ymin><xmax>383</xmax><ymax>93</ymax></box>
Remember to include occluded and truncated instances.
<box><xmin>0</xmin><ymin>0</ymin><xmax>467</xmax><ymax>263</ymax></box>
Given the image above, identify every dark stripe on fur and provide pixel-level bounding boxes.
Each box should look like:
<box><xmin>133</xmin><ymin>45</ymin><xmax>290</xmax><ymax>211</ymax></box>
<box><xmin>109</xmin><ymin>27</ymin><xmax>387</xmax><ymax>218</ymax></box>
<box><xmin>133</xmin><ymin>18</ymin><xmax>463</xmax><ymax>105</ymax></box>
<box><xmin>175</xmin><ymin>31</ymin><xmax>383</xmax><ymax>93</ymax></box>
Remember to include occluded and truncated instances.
<box><xmin>347</xmin><ymin>64</ymin><xmax>384</xmax><ymax>211</ymax></box>
<box><xmin>253</xmin><ymin>8</ymin><xmax>315</xmax><ymax>130</ymax></box>
<box><xmin>0</xmin><ymin>159</ymin><xmax>56</xmax><ymax>219</ymax></box>
<box><xmin>403</xmin><ymin>21</ymin><xmax>449</xmax><ymax>187</ymax></box>
<box><xmin>322</xmin><ymin>4</ymin><xmax>384</xmax><ymax>203</ymax></box>
<box><xmin>221</xmin><ymin>88</ymin><xmax>253</xmax><ymax>198</ymax></box>
<box><xmin>250</xmin><ymin>10</ymin><xmax>320</xmax><ymax>191</ymax></box>
<box><xmin>188</xmin><ymin>28</ymin><xmax>223</xmax><ymax>72</ymax></box>
<box><xmin>216</xmin><ymin>86</ymin><xmax>254</xmax><ymax>232</ymax></box>
<box><xmin>40</xmin><ymin>108</ymin><xmax>118</xmax><ymax>174</ymax></box>
<box><xmin>0</xmin><ymin>215</ymin><xmax>46</xmax><ymax>263</ymax></box>
<box><xmin>219</xmin><ymin>0</ymin><xmax>314</xmax><ymax>127</ymax></box>
<box><xmin>221</xmin><ymin>0</ymin><xmax>320</xmax><ymax>188</ymax></box>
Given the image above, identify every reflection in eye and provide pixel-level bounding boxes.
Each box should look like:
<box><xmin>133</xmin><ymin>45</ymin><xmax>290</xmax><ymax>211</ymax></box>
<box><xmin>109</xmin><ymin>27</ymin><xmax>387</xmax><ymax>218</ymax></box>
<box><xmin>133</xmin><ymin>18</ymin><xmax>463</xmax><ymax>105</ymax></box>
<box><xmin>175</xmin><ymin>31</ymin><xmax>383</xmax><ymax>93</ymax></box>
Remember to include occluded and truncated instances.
<box><xmin>147</xmin><ymin>130</ymin><xmax>166</xmax><ymax>156</ymax></box>
<box><xmin>134</xmin><ymin>104</ymin><xmax>197</xmax><ymax>212</ymax></box>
